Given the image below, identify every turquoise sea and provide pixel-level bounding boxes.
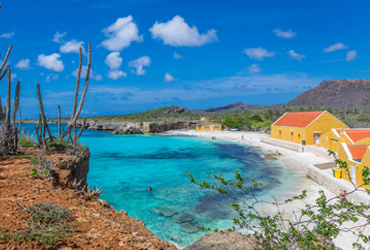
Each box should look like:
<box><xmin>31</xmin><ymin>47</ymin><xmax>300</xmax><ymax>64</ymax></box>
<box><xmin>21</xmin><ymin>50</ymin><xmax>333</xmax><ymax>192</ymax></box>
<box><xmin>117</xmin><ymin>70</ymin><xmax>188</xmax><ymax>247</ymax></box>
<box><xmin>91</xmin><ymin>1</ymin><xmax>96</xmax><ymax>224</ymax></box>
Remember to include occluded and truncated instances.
<box><xmin>22</xmin><ymin>123</ymin><xmax>302</xmax><ymax>247</ymax></box>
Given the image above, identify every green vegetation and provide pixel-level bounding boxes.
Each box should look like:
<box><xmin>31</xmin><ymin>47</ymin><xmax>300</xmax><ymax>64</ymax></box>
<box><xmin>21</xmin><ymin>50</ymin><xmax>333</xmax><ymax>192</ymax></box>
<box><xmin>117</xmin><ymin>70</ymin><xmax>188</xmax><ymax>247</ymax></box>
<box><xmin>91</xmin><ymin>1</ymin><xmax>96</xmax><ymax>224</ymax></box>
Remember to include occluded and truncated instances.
<box><xmin>18</xmin><ymin>137</ymin><xmax>37</xmax><ymax>148</ymax></box>
<box><xmin>186</xmin><ymin>151</ymin><xmax>370</xmax><ymax>249</ymax></box>
<box><xmin>30</xmin><ymin>155</ymin><xmax>54</xmax><ymax>178</ymax></box>
<box><xmin>14</xmin><ymin>154</ymin><xmax>31</xmax><ymax>159</ymax></box>
<box><xmin>0</xmin><ymin>203</ymin><xmax>74</xmax><ymax>245</ymax></box>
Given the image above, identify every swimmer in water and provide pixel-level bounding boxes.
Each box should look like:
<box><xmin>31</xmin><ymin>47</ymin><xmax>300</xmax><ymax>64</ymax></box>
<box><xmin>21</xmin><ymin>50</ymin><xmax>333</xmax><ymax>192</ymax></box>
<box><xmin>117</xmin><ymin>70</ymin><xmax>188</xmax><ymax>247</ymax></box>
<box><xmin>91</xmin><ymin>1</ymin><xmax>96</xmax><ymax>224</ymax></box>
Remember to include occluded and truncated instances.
<box><xmin>148</xmin><ymin>187</ymin><xmax>152</xmax><ymax>192</ymax></box>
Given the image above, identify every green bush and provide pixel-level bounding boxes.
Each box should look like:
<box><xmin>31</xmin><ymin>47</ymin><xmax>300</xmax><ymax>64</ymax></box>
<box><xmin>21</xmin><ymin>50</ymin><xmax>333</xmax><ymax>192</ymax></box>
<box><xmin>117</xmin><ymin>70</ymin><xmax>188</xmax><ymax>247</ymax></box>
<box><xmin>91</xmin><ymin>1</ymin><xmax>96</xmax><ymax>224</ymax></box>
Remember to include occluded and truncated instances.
<box><xmin>0</xmin><ymin>203</ymin><xmax>74</xmax><ymax>245</ymax></box>
<box><xmin>18</xmin><ymin>137</ymin><xmax>37</xmax><ymax>148</ymax></box>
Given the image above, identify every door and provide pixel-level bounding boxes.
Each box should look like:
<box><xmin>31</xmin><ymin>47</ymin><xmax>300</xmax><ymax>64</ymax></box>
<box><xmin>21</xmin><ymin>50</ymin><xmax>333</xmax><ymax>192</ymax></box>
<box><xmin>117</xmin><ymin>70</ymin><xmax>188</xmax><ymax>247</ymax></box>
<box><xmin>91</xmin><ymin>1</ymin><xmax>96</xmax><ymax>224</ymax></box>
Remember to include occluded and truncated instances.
<box><xmin>350</xmin><ymin>165</ymin><xmax>356</xmax><ymax>184</ymax></box>
<box><xmin>210</xmin><ymin>126</ymin><xmax>213</xmax><ymax>131</ymax></box>
<box><xmin>314</xmin><ymin>134</ymin><xmax>320</xmax><ymax>144</ymax></box>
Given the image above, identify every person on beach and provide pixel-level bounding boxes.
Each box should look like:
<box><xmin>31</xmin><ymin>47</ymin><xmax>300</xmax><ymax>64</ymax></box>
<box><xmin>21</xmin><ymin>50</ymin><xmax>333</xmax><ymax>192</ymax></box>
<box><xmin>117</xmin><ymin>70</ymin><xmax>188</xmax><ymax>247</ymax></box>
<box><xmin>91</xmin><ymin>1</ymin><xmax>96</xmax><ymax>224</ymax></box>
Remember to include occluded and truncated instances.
<box><xmin>148</xmin><ymin>187</ymin><xmax>152</xmax><ymax>192</ymax></box>
<box><xmin>242</xmin><ymin>135</ymin><xmax>244</xmax><ymax>140</ymax></box>
<box><xmin>339</xmin><ymin>190</ymin><xmax>347</xmax><ymax>203</ymax></box>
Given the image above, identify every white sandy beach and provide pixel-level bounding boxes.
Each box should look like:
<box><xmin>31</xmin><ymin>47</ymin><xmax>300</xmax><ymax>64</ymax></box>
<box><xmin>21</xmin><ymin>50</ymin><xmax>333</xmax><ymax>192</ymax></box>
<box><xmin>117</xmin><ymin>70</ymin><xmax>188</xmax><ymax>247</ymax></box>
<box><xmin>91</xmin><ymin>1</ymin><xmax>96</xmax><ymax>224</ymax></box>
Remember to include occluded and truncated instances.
<box><xmin>165</xmin><ymin>129</ymin><xmax>370</xmax><ymax>250</ymax></box>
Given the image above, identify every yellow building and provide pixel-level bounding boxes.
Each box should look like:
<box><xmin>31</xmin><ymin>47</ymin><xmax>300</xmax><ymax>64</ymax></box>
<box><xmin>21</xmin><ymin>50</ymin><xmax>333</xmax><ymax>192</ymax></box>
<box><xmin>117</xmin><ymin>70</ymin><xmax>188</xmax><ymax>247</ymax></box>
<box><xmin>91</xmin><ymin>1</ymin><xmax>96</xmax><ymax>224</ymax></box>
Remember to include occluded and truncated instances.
<box><xmin>321</xmin><ymin>128</ymin><xmax>370</xmax><ymax>152</ymax></box>
<box><xmin>271</xmin><ymin>111</ymin><xmax>348</xmax><ymax>146</ymax></box>
<box><xmin>196</xmin><ymin>122</ymin><xmax>222</xmax><ymax>131</ymax></box>
<box><xmin>337</xmin><ymin>143</ymin><xmax>370</xmax><ymax>189</ymax></box>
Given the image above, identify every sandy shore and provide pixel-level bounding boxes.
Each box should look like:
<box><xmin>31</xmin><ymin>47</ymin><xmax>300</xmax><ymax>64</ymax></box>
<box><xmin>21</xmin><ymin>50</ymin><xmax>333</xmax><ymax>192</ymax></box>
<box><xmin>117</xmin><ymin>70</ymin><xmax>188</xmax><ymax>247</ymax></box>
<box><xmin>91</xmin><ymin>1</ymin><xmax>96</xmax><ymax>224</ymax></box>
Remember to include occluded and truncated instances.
<box><xmin>164</xmin><ymin>130</ymin><xmax>370</xmax><ymax>249</ymax></box>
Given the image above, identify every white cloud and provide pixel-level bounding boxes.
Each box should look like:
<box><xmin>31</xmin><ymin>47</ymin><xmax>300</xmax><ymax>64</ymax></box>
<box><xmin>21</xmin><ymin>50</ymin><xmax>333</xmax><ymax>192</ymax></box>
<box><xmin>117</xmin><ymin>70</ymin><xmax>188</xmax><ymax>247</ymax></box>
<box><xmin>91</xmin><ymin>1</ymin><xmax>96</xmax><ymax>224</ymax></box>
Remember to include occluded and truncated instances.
<box><xmin>248</xmin><ymin>64</ymin><xmax>262</xmax><ymax>74</ymax></box>
<box><xmin>107</xmin><ymin>70</ymin><xmax>127</xmax><ymax>80</ymax></box>
<box><xmin>346</xmin><ymin>50</ymin><xmax>357</xmax><ymax>62</ymax></box>
<box><xmin>288</xmin><ymin>50</ymin><xmax>305</xmax><ymax>62</ymax></box>
<box><xmin>174</xmin><ymin>52</ymin><xmax>183</xmax><ymax>59</ymax></box>
<box><xmin>46</xmin><ymin>73</ymin><xmax>59</xmax><ymax>83</ymax></box>
<box><xmin>53</xmin><ymin>31</ymin><xmax>67</xmax><ymax>43</ymax></box>
<box><xmin>273</xmin><ymin>29</ymin><xmax>296</xmax><ymax>38</ymax></box>
<box><xmin>101</xmin><ymin>15</ymin><xmax>143</xmax><ymax>51</ymax></box>
<box><xmin>1</xmin><ymin>32</ymin><xmax>14</xmax><ymax>38</ymax></box>
<box><xmin>164</xmin><ymin>73</ymin><xmax>177</xmax><ymax>82</ymax></box>
<box><xmin>324</xmin><ymin>43</ymin><xmax>348</xmax><ymax>53</ymax></box>
<box><xmin>60</xmin><ymin>39</ymin><xmax>85</xmax><ymax>54</ymax></box>
<box><xmin>72</xmin><ymin>66</ymin><xmax>102</xmax><ymax>81</ymax></box>
<box><xmin>128</xmin><ymin>56</ymin><xmax>151</xmax><ymax>75</ymax></box>
<box><xmin>234</xmin><ymin>84</ymin><xmax>256</xmax><ymax>91</ymax></box>
<box><xmin>15</xmin><ymin>59</ymin><xmax>31</xmax><ymax>70</ymax></box>
<box><xmin>149</xmin><ymin>15</ymin><xmax>217</xmax><ymax>47</ymax></box>
<box><xmin>37</xmin><ymin>53</ymin><xmax>65</xmax><ymax>72</ymax></box>
<box><xmin>105</xmin><ymin>52</ymin><xmax>122</xmax><ymax>70</ymax></box>
<box><xmin>11</xmin><ymin>73</ymin><xmax>16</xmax><ymax>81</ymax></box>
<box><xmin>242</xmin><ymin>48</ymin><xmax>275</xmax><ymax>61</ymax></box>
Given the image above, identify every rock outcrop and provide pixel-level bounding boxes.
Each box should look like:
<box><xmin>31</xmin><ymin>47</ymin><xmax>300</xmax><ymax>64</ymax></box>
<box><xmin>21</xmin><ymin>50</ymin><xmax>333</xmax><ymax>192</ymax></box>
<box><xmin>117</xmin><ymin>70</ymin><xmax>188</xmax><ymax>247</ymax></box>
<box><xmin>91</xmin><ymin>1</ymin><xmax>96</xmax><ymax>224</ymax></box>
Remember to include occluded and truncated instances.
<box><xmin>77</xmin><ymin>121</ymin><xmax>198</xmax><ymax>134</ymax></box>
<box><xmin>185</xmin><ymin>231</ymin><xmax>257</xmax><ymax>250</ymax></box>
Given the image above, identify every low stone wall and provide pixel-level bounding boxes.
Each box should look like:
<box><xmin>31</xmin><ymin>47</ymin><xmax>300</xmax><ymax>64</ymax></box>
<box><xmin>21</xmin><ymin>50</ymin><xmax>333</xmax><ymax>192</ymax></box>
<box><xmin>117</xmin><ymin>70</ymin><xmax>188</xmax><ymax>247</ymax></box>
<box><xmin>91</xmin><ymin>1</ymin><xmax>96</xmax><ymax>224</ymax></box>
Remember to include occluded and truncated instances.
<box><xmin>307</xmin><ymin>164</ymin><xmax>370</xmax><ymax>205</ymax></box>
<box><xmin>261</xmin><ymin>137</ymin><xmax>303</xmax><ymax>152</ymax></box>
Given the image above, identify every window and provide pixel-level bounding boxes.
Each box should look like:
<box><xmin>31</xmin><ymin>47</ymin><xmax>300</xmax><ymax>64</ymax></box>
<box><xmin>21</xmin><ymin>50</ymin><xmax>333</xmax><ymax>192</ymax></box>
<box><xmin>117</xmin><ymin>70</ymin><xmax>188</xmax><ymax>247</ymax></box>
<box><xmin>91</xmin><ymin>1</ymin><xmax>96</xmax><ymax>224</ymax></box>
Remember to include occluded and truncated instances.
<box><xmin>214</xmin><ymin>126</ymin><xmax>220</xmax><ymax>129</ymax></box>
<box><xmin>198</xmin><ymin>126</ymin><xmax>201</xmax><ymax>129</ymax></box>
<box><xmin>204</xmin><ymin>126</ymin><xmax>210</xmax><ymax>129</ymax></box>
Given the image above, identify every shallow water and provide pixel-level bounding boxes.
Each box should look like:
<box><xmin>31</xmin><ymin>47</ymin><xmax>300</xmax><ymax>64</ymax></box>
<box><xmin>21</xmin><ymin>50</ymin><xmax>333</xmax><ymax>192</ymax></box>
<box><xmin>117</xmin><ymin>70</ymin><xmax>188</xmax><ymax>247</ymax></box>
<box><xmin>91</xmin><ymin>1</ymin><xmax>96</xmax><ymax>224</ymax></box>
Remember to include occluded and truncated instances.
<box><xmin>22</xmin><ymin>123</ymin><xmax>305</xmax><ymax>246</ymax></box>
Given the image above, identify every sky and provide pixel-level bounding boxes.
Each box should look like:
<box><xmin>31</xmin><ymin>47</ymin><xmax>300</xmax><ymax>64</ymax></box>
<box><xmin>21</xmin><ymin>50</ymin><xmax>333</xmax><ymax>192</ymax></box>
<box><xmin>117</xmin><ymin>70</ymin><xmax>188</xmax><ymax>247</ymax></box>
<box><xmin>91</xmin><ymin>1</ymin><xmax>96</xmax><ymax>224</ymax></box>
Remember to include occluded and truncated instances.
<box><xmin>1</xmin><ymin>0</ymin><xmax>370</xmax><ymax>118</ymax></box>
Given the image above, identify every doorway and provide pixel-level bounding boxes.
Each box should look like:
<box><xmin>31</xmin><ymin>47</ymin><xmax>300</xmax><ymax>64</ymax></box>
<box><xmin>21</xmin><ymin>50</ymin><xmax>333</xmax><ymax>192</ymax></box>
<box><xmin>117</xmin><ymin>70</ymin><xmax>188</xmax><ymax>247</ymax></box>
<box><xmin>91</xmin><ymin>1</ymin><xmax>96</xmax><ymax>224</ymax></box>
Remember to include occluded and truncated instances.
<box><xmin>350</xmin><ymin>165</ymin><xmax>356</xmax><ymax>184</ymax></box>
<box><xmin>314</xmin><ymin>134</ymin><xmax>320</xmax><ymax>144</ymax></box>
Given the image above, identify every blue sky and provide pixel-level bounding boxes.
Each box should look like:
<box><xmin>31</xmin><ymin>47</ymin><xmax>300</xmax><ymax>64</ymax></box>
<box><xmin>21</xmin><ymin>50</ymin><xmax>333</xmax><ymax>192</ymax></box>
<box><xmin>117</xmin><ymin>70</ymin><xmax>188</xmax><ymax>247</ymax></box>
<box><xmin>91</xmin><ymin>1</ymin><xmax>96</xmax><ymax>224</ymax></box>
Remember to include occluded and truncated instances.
<box><xmin>1</xmin><ymin>0</ymin><xmax>370</xmax><ymax>118</ymax></box>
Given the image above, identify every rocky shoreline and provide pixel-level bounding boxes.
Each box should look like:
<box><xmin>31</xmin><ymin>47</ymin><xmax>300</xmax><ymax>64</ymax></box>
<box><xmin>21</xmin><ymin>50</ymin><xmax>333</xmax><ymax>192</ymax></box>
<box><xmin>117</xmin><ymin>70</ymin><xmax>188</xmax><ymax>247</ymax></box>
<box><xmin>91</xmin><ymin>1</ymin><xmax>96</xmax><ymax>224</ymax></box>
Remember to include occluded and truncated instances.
<box><xmin>80</xmin><ymin>121</ymin><xmax>199</xmax><ymax>134</ymax></box>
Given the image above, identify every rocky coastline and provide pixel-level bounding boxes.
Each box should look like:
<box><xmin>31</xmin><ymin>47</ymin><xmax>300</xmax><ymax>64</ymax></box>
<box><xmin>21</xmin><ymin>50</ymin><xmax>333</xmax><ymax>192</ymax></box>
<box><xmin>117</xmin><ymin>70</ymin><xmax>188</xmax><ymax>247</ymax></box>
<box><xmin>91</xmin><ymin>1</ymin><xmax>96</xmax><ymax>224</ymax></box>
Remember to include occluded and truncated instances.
<box><xmin>80</xmin><ymin>121</ymin><xmax>199</xmax><ymax>134</ymax></box>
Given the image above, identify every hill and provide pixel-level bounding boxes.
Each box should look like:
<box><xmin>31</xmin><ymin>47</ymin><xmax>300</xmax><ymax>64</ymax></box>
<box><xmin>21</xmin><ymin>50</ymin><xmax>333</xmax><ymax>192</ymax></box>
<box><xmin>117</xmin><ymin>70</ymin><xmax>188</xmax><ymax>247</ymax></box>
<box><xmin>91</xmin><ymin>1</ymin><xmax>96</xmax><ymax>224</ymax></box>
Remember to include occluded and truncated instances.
<box><xmin>287</xmin><ymin>79</ymin><xmax>370</xmax><ymax>108</ymax></box>
<box><xmin>192</xmin><ymin>102</ymin><xmax>267</xmax><ymax>114</ymax></box>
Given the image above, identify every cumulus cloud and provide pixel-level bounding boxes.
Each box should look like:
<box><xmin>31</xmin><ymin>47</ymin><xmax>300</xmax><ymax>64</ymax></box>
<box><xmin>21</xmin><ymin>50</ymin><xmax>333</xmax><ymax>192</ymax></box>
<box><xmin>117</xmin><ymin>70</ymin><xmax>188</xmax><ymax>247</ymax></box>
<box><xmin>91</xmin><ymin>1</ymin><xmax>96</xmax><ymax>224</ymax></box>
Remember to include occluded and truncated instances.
<box><xmin>346</xmin><ymin>50</ymin><xmax>357</xmax><ymax>62</ymax></box>
<box><xmin>108</xmin><ymin>70</ymin><xmax>127</xmax><ymax>80</ymax></box>
<box><xmin>324</xmin><ymin>43</ymin><xmax>348</xmax><ymax>53</ymax></box>
<box><xmin>53</xmin><ymin>31</ymin><xmax>67</xmax><ymax>43</ymax></box>
<box><xmin>60</xmin><ymin>39</ymin><xmax>85</xmax><ymax>54</ymax></box>
<box><xmin>101</xmin><ymin>15</ymin><xmax>143</xmax><ymax>51</ymax></box>
<box><xmin>105</xmin><ymin>52</ymin><xmax>122</xmax><ymax>70</ymax></box>
<box><xmin>128</xmin><ymin>56</ymin><xmax>151</xmax><ymax>75</ymax></box>
<box><xmin>174</xmin><ymin>52</ymin><xmax>183</xmax><ymax>59</ymax></box>
<box><xmin>105</xmin><ymin>52</ymin><xmax>127</xmax><ymax>80</ymax></box>
<box><xmin>1</xmin><ymin>32</ymin><xmax>14</xmax><ymax>38</ymax></box>
<box><xmin>72</xmin><ymin>66</ymin><xmax>102</xmax><ymax>81</ymax></box>
<box><xmin>288</xmin><ymin>50</ymin><xmax>305</xmax><ymax>62</ymax></box>
<box><xmin>242</xmin><ymin>48</ymin><xmax>275</xmax><ymax>61</ymax></box>
<box><xmin>149</xmin><ymin>15</ymin><xmax>217</xmax><ymax>47</ymax></box>
<box><xmin>164</xmin><ymin>73</ymin><xmax>177</xmax><ymax>82</ymax></box>
<box><xmin>248</xmin><ymin>64</ymin><xmax>262</xmax><ymax>74</ymax></box>
<box><xmin>273</xmin><ymin>29</ymin><xmax>296</xmax><ymax>38</ymax></box>
<box><xmin>11</xmin><ymin>73</ymin><xmax>17</xmax><ymax>81</ymax></box>
<box><xmin>37</xmin><ymin>53</ymin><xmax>65</xmax><ymax>72</ymax></box>
<box><xmin>15</xmin><ymin>59</ymin><xmax>31</xmax><ymax>70</ymax></box>
<box><xmin>46</xmin><ymin>73</ymin><xmax>59</xmax><ymax>83</ymax></box>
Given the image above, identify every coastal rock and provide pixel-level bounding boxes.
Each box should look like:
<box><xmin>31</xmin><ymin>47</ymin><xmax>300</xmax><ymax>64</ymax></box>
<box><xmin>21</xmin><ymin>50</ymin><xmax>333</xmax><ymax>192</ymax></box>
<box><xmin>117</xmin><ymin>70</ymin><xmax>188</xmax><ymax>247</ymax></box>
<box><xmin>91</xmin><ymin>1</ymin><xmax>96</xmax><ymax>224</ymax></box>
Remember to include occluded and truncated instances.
<box><xmin>150</xmin><ymin>206</ymin><xmax>178</xmax><ymax>217</ymax></box>
<box><xmin>172</xmin><ymin>213</ymin><xmax>193</xmax><ymax>224</ymax></box>
<box><xmin>180</xmin><ymin>222</ymin><xmax>201</xmax><ymax>234</ymax></box>
<box><xmin>185</xmin><ymin>231</ymin><xmax>257</xmax><ymax>250</ymax></box>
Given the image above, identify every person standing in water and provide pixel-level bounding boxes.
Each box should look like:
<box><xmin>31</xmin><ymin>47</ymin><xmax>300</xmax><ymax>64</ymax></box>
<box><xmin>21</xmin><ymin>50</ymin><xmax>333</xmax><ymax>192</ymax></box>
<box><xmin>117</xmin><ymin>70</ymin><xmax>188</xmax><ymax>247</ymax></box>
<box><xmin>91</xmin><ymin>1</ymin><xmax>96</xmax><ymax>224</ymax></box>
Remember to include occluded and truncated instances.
<box><xmin>148</xmin><ymin>187</ymin><xmax>152</xmax><ymax>192</ymax></box>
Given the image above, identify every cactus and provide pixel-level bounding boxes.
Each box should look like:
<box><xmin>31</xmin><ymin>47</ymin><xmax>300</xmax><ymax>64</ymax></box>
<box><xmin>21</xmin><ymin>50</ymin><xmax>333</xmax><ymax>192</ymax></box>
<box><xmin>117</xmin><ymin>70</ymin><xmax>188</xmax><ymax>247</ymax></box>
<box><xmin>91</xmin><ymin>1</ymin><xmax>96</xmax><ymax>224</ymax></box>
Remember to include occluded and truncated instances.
<box><xmin>58</xmin><ymin>105</ymin><xmax>61</xmax><ymax>139</ymax></box>
<box><xmin>36</xmin><ymin>82</ymin><xmax>53</xmax><ymax>140</ymax></box>
<box><xmin>77</xmin><ymin>117</ymin><xmax>86</xmax><ymax>140</ymax></box>
<box><xmin>12</xmin><ymin>81</ymin><xmax>20</xmax><ymax>134</ymax></box>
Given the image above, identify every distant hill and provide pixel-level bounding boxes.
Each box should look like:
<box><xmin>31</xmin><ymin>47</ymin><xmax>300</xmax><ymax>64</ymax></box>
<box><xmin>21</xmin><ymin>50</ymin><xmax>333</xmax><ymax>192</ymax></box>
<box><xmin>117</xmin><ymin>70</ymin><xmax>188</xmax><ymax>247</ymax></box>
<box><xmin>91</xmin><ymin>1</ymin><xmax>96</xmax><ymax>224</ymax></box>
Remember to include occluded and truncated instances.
<box><xmin>191</xmin><ymin>102</ymin><xmax>267</xmax><ymax>114</ymax></box>
<box><xmin>287</xmin><ymin>79</ymin><xmax>370</xmax><ymax>108</ymax></box>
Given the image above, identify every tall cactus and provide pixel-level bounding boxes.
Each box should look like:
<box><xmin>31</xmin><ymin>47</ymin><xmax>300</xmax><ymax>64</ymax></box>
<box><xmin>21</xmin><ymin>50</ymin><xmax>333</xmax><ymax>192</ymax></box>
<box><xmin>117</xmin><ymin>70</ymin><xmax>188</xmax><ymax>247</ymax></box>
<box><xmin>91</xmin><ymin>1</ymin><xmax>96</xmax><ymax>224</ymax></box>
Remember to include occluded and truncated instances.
<box><xmin>58</xmin><ymin>105</ymin><xmax>61</xmax><ymax>139</ymax></box>
<box><xmin>36</xmin><ymin>82</ymin><xmax>53</xmax><ymax>140</ymax></box>
<box><xmin>12</xmin><ymin>81</ymin><xmax>20</xmax><ymax>134</ymax></box>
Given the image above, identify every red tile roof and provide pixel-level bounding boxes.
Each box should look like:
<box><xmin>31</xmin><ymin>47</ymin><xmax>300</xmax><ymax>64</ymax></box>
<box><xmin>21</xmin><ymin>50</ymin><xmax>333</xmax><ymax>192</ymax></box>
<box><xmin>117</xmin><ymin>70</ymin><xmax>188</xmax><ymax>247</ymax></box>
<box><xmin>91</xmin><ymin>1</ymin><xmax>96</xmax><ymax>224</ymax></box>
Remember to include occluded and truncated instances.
<box><xmin>272</xmin><ymin>111</ymin><xmax>325</xmax><ymax>128</ymax></box>
<box><xmin>335</xmin><ymin>129</ymin><xmax>370</xmax><ymax>143</ymax></box>
<box><xmin>197</xmin><ymin>122</ymin><xmax>221</xmax><ymax>125</ymax></box>
<box><xmin>347</xmin><ymin>145</ymin><xmax>368</xmax><ymax>160</ymax></box>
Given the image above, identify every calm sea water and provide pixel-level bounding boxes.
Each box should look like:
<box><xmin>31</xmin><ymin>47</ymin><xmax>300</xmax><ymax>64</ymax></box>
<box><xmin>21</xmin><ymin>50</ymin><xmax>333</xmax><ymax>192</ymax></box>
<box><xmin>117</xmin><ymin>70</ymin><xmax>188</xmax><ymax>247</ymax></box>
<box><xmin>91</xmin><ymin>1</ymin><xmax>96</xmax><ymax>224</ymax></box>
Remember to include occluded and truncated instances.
<box><xmin>22</xmin><ymin>123</ymin><xmax>300</xmax><ymax>246</ymax></box>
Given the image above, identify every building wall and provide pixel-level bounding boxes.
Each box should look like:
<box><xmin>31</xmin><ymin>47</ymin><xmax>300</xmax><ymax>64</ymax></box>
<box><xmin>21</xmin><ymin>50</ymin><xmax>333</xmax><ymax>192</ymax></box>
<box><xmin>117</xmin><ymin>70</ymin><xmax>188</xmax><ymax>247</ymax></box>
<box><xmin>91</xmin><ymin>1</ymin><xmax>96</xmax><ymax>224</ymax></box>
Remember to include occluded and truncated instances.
<box><xmin>271</xmin><ymin>126</ymin><xmax>306</xmax><ymax>144</ymax></box>
<box><xmin>337</xmin><ymin>143</ymin><xmax>370</xmax><ymax>188</ymax></box>
<box><xmin>271</xmin><ymin>112</ymin><xmax>348</xmax><ymax>146</ymax></box>
<box><xmin>196</xmin><ymin>123</ymin><xmax>222</xmax><ymax>131</ymax></box>
<box><xmin>305</xmin><ymin>112</ymin><xmax>348</xmax><ymax>146</ymax></box>
<box><xmin>355</xmin><ymin>138</ymin><xmax>370</xmax><ymax>146</ymax></box>
<box><xmin>320</xmin><ymin>129</ymin><xmax>351</xmax><ymax>152</ymax></box>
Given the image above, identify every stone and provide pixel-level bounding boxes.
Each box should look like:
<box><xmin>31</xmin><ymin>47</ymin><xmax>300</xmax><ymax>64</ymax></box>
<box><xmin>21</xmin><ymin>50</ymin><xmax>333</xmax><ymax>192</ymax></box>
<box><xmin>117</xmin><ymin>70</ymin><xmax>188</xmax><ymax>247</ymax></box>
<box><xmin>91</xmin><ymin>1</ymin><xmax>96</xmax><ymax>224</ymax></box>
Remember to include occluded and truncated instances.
<box><xmin>172</xmin><ymin>213</ymin><xmax>193</xmax><ymax>224</ymax></box>
<box><xmin>180</xmin><ymin>222</ymin><xmax>201</xmax><ymax>234</ymax></box>
<box><xmin>150</xmin><ymin>207</ymin><xmax>178</xmax><ymax>217</ymax></box>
